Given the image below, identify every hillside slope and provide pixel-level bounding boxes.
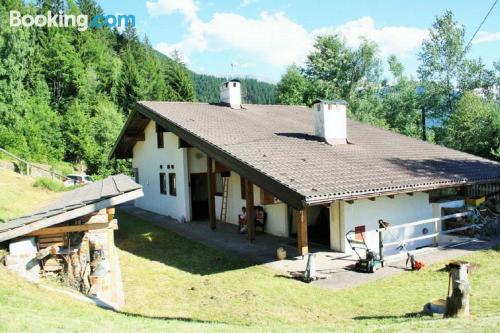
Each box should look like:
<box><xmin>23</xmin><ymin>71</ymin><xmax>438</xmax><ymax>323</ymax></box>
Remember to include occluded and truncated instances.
<box><xmin>0</xmin><ymin>169</ymin><xmax>61</xmax><ymax>222</ymax></box>
<box><xmin>1</xmin><ymin>170</ymin><xmax>499</xmax><ymax>332</ymax></box>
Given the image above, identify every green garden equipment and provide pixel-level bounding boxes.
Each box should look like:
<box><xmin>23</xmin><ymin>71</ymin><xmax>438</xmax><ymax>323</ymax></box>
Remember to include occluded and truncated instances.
<box><xmin>346</xmin><ymin>230</ymin><xmax>383</xmax><ymax>273</ymax></box>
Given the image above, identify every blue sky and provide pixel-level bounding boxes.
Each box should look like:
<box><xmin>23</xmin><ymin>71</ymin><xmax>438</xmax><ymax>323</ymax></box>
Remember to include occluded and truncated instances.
<box><xmin>100</xmin><ymin>0</ymin><xmax>500</xmax><ymax>82</ymax></box>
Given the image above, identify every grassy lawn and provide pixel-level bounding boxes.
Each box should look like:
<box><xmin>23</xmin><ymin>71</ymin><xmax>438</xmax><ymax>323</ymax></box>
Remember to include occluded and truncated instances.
<box><xmin>115</xmin><ymin>211</ymin><xmax>500</xmax><ymax>331</ymax></box>
<box><xmin>2</xmin><ymin>211</ymin><xmax>498</xmax><ymax>332</ymax></box>
<box><xmin>0</xmin><ymin>168</ymin><xmax>61</xmax><ymax>222</ymax></box>
<box><xmin>0</xmin><ymin>170</ymin><xmax>499</xmax><ymax>331</ymax></box>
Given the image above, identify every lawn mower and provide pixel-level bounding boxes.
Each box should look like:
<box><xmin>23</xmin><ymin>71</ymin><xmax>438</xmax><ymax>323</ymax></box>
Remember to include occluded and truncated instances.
<box><xmin>346</xmin><ymin>230</ymin><xmax>383</xmax><ymax>273</ymax></box>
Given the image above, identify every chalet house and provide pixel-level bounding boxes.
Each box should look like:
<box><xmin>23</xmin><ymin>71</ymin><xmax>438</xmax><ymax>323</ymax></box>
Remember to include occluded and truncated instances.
<box><xmin>110</xmin><ymin>80</ymin><xmax>500</xmax><ymax>257</ymax></box>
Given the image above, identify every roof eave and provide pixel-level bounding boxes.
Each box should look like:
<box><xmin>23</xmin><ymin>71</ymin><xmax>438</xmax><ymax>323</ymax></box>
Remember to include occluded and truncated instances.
<box><xmin>108</xmin><ymin>108</ymin><xmax>138</xmax><ymax>160</ymax></box>
<box><xmin>304</xmin><ymin>178</ymin><xmax>500</xmax><ymax>206</ymax></box>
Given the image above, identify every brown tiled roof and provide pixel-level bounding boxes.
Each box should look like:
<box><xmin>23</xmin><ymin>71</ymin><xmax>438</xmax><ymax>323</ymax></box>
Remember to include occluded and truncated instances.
<box><xmin>111</xmin><ymin>102</ymin><xmax>500</xmax><ymax>208</ymax></box>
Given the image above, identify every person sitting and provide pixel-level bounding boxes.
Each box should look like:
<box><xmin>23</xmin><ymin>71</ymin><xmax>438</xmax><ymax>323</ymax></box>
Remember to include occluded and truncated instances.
<box><xmin>238</xmin><ymin>207</ymin><xmax>247</xmax><ymax>233</ymax></box>
<box><xmin>255</xmin><ymin>206</ymin><xmax>265</xmax><ymax>232</ymax></box>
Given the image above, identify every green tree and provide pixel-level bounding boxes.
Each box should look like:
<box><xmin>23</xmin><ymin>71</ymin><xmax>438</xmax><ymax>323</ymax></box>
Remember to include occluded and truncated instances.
<box><xmin>459</xmin><ymin>58</ymin><xmax>497</xmax><ymax>98</ymax></box>
<box><xmin>62</xmin><ymin>100</ymin><xmax>97</xmax><ymax>165</ymax></box>
<box><xmin>445</xmin><ymin>92</ymin><xmax>500</xmax><ymax>160</ymax></box>
<box><xmin>276</xmin><ymin>64</ymin><xmax>308</xmax><ymax>105</ymax></box>
<box><xmin>417</xmin><ymin>11</ymin><xmax>465</xmax><ymax>121</ymax></box>
<box><xmin>87</xmin><ymin>97</ymin><xmax>124</xmax><ymax>175</ymax></box>
<box><xmin>164</xmin><ymin>60</ymin><xmax>197</xmax><ymax>102</ymax></box>
<box><xmin>381</xmin><ymin>56</ymin><xmax>422</xmax><ymax>138</ymax></box>
<box><xmin>304</xmin><ymin>35</ymin><xmax>381</xmax><ymax>102</ymax></box>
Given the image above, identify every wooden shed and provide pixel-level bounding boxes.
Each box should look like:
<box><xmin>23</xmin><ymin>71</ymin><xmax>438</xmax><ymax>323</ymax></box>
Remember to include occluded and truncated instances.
<box><xmin>0</xmin><ymin>174</ymin><xmax>143</xmax><ymax>309</ymax></box>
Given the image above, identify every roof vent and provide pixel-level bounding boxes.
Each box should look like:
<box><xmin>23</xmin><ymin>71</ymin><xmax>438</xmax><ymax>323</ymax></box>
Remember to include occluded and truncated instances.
<box><xmin>313</xmin><ymin>100</ymin><xmax>347</xmax><ymax>145</ymax></box>
<box><xmin>220</xmin><ymin>80</ymin><xmax>241</xmax><ymax>109</ymax></box>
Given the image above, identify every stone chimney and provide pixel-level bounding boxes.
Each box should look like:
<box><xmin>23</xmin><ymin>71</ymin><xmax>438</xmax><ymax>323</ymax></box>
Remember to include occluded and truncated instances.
<box><xmin>220</xmin><ymin>79</ymin><xmax>242</xmax><ymax>109</ymax></box>
<box><xmin>313</xmin><ymin>100</ymin><xmax>347</xmax><ymax>144</ymax></box>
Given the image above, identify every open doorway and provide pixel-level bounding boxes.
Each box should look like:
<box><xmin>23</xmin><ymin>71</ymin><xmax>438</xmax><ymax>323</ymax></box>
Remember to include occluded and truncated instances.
<box><xmin>288</xmin><ymin>205</ymin><xmax>331</xmax><ymax>248</ymax></box>
<box><xmin>190</xmin><ymin>173</ymin><xmax>208</xmax><ymax>220</ymax></box>
<box><xmin>308</xmin><ymin>205</ymin><xmax>331</xmax><ymax>246</ymax></box>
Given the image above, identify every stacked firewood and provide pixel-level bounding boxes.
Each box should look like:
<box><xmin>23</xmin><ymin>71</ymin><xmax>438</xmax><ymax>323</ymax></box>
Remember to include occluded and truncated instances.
<box><xmin>34</xmin><ymin>208</ymin><xmax>116</xmax><ymax>295</ymax></box>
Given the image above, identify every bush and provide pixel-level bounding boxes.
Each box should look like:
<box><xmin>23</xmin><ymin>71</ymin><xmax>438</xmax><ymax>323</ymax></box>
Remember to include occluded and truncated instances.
<box><xmin>33</xmin><ymin>177</ymin><xmax>66</xmax><ymax>192</ymax></box>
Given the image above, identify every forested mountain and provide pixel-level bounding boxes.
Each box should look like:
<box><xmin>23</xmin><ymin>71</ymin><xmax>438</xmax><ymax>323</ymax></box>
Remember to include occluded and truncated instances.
<box><xmin>191</xmin><ymin>73</ymin><xmax>276</xmax><ymax>104</ymax></box>
<box><xmin>0</xmin><ymin>0</ymin><xmax>276</xmax><ymax>176</ymax></box>
<box><xmin>154</xmin><ymin>52</ymin><xmax>277</xmax><ymax>104</ymax></box>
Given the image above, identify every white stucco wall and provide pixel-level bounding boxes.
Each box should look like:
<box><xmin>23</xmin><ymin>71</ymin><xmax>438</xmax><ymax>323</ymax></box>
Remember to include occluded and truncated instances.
<box><xmin>132</xmin><ymin>131</ymin><xmax>288</xmax><ymax>236</ymax></box>
<box><xmin>188</xmin><ymin>148</ymin><xmax>207</xmax><ymax>174</ymax></box>
<box><xmin>214</xmin><ymin>171</ymin><xmax>288</xmax><ymax>237</ymax></box>
<box><xmin>332</xmin><ymin>192</ymin><xmax>434</xmax><ymax>256</ymax></box>
<box><xmin>132</xmin><ymin>121</ymin><xmax>191</xmax><ymax>222</ymax></box>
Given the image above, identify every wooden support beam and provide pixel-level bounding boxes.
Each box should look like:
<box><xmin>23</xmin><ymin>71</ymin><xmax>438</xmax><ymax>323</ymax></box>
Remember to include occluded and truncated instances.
<box><xmin>123</xmin><ymin>132</ymin><xmax>145</xmax><ymax>142</ymax></box>
<box><xmin>27</xmin><ymin>222</ymin><xmax>111</xmax><ymax>236</ymax></box>
<box><xmin>207</xmin><ymin>157</ymin><xmax>216</xmax><ymax>230</ymax></box>
<box><xmin>179</xmin><ymin>138</ymin><xmax>193</xmax><ymax>148</ymax></box>
<box><xmin>214</xmin><ymin>161</ymin><xmax>230</xmax><ymax>173</ymax></box>
<box><xmin>245</xmin><ymin>180</ymin><xmax>256</xmax><ymax>241</ymax></box>
<box><xmin>296</xmin><ymin>208</ymin><xmax>308</xmax><ymax>256</ymax></box>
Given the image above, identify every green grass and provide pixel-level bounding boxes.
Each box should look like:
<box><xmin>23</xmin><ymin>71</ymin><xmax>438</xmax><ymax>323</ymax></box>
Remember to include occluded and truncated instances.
<box><xmin>0</xmin><ymin>169</ymin><xmax>61</xmax><ymax>222</ymax></box>
<box><xmin>0</xmin><ymin>168</ymin><xmax>499</xmax><ymax>331</ymax></box>
<box><xmin>33</xmin><ymin>177</ymin><xmax>67</xmax><ymax>192</ymax></box>
<box><xmin>1</xmin><ymin>211</ymin><xmax>498</xmax><ymax>332</ymax></box>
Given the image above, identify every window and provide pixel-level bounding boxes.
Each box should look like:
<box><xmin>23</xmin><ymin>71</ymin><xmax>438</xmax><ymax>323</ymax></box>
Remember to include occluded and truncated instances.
<box><xmin>159</xmin><ymin>173</ymin><xmax>167</xmax><ymax>195</ymax></box>
<box><xmin>240</xmin><ymin>177</ymin><xmax>246</xmax><ymax>200</ymax></box>
<box><xmin>169</xmin><ymin>173</ymin><xmax>177</xmax><ymax>196</ymax></box>
<box><xmin>133</xmin><ymin>168</ymin><xmax>139</xmax><ymax>183</ymax></box>
<box><xmin>156</xmin><ymin>123</ymin><xmax>164</xmax><ymax>148</ymax></box>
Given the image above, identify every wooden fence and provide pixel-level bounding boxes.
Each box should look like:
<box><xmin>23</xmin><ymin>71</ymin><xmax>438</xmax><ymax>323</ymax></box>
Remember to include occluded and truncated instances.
<box><xmin>0</xmin><ymin>147</ymin><xmax>68</xmax><ymax>181</ymax></box>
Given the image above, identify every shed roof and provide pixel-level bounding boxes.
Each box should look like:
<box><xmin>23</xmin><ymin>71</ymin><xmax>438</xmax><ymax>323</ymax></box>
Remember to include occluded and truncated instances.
<box><xmin>0</xmin><ymin>174</ymin><xmax>143</xmax><ymax>242</ymax></box>
<box><xmin>111</xmin><ymin>102</ymin><xmax>500</xmax><ymax>208</ymax></box>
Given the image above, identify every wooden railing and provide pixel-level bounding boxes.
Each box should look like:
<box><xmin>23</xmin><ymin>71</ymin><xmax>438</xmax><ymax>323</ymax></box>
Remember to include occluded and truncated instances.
<box><xmin>377</xmin><ymin>211</ymin><xmax>475</xmax><ymax>264</ymax></box>
<box><xmin>0</xmin><ymin>147</ymin><xmax>68</xmax><ymax>181</ymax></box>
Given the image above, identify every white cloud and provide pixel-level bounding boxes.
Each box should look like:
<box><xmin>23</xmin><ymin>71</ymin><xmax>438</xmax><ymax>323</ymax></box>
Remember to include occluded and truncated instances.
<box><xmin>195</xmin><ymin>12</ymin><xmax>311</xmax><ymax>67</ymax></box>
<box><xmin>146</xmin><ymin>0</ymin><xmax>198</xmax><ymax>21</ymax></box>
<box><xmin>313</xmin><ymin>17</ymin><xmax>428</xmax><ymax>58</ymax></box>
<box><xmin>149</xmin><ymin>3</ymin><xmax>428</xmax><ymax>69</ymax></box>
<box><xmin>472</xmin><ymin>30</ymin><xmax>500</xmax><ymax>44</ymax></box>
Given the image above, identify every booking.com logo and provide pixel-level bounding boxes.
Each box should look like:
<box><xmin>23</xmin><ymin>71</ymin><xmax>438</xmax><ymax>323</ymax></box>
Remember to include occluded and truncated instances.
<box><xmin>9</xmin><ymin>10</ymin><xmax>135</xmax><ymax>31</ymax></box>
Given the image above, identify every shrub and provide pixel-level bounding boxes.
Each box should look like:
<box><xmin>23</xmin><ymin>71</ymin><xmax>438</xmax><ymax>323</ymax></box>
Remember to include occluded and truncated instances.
<box><xmin>33</xmin><ymin>177</ymin><xmax>66</xmax><ymax>192</ymax></box>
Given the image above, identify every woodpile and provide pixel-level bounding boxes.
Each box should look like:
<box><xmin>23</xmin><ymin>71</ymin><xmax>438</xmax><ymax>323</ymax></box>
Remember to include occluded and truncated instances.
<box><xmin>12</xmin><ymin>207</ymin><xmax>125</xmax><ymax>307</ymax></box>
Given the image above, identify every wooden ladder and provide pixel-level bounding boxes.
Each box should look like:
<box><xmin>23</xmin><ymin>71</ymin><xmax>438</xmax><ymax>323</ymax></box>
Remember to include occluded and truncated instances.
<box><xmin>219</xmin><ymin>177</ymin><xmax>229</xmax><ymax>224</ymax></box>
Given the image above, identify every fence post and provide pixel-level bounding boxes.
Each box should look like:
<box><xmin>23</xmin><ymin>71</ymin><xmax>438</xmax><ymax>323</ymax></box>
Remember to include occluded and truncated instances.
<box><xmin>378</xmin><ymin>229</ymin><xmax>384</xmax><ymax>267</ymax></box>
<box><xmin>26</xmin><ymin>162</ymin><xmax>30</xmax><ymax>176</ymax></box>
<box><xmin>433</xmin><ymin>220</ymin><xmax>439</xmax><ymax>246</ymax></box>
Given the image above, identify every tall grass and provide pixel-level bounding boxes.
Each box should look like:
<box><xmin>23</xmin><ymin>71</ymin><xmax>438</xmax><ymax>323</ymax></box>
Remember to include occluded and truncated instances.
<box><xmin>33</xmin><ymin>177</ymin><xmax>66</xmax><ymax>192</ymax></box>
